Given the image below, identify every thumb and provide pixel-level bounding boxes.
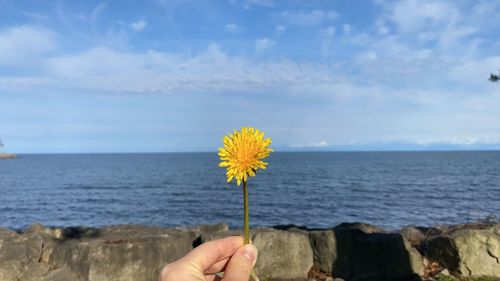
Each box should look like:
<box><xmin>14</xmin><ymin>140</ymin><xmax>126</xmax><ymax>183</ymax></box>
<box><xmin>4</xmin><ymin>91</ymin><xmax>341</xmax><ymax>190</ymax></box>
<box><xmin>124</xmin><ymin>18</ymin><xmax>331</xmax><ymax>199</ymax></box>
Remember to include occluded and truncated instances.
<box><xmin>222</xmin><ymin>244</ymin><xmax>258</xmax><ymax>281</ymax></box>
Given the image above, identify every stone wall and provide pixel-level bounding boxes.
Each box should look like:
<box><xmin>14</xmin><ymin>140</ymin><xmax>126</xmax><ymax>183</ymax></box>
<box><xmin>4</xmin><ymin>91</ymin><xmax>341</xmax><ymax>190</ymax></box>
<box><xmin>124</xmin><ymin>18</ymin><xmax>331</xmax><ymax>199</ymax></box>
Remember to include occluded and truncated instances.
<box><xmin>0</xmin><ymin>222</ymin><xmax>499</xmax><ymax>281</ymax></box>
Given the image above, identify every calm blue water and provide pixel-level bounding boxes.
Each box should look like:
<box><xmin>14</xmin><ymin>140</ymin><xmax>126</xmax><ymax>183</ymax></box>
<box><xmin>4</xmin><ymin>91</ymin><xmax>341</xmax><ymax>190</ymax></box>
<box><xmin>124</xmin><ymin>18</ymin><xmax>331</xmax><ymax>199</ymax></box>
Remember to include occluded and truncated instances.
<box><xmin>1</xmin><ymin>152</ymin><xmax>499</xmax><ymax>230</ymax></box>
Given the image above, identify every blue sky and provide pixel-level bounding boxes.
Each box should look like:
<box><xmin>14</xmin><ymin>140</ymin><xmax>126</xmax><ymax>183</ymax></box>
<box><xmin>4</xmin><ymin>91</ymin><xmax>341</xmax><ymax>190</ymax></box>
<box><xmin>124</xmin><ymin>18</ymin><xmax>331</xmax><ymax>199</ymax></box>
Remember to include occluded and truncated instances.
<box><xmin>1</xmin><ymin>0</ymin><xmax>500</xmax><ymax>153</ymax></box>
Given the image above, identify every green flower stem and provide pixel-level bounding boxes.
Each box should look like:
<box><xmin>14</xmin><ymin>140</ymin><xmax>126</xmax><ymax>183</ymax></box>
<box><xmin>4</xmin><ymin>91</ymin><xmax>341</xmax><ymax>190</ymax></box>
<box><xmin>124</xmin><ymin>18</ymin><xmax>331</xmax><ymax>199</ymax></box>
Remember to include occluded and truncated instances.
<box><xmin>243</xmin><ymin>179</ymin><xmax>259</xmax><ymax>281</ymax></box>
<box><xmin>243</xmin><ymin>179</ymin><xmax>250</xmax><ymax>244</ymax></box>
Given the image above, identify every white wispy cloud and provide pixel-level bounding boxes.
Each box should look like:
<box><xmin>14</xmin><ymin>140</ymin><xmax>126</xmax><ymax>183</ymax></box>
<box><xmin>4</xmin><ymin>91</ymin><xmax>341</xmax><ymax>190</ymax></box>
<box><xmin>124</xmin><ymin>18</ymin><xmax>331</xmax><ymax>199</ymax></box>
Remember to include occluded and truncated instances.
<box><xmin>356</xmin><ymin>51</ymin><xmax>377</xmax><ymax>61</ymax></box>
<box><xmin>414</xmin><ymin>137</ymin><xmax>500</xmax><ymax>146</ymax></box>
<box><xmin>281</xmin><ymin>10</ymin><xmax>338</xmax><ymax>26</ymax></box>
<box><xmin>255</xmin><ymin>38</ymin><xmax>275</xmax><ymax>54</ymax></box>
<box><xmin>244</xmin><ymin>0</ymin><xmax>275</xmax><ymax>7</ymax></box>
<box><xmin>376</xmin><ymin>0</ymin><xmax>479</xmax><ymax>50</ymax></box>
<box><xmin>130</xmin><ymin>20</ymin><xmax>147</xmax><ymax>32</ymax></box>
<box><xmin>387</xmin><ymin>0</ymin><xmax>455</xmax><ymax>32</ymax></box>
<box><xmin>321</xmin><ymin>26</ymin><xmax>336</xmax><ymax>37</ymax></box>
<box><xmin>290</xmin><ymin>141</ymin><xmax>329</xmax><ymax>148</ymax></box>
<box><xmin>342</xmin><ymin>24</ymin><xmax>351</xmax><ymax>34</ymax></box>
<box><xmin>0</xmin><ymin>25</ymin><xmax>57</xmax><ymax>67</ymax></box>
<box><xmin>230</xmin><ymin>0</ymin><xmax>275</xmax><ymax>9</ymax></box>
<box><xmin>377</xmin><ymin>25</ymin><xmax>389</xmax><ymax>35</ymax></box>
<box><xmin>1</xmin><ymin>24</ymin><xmax>497</xmax><ymax>108</ymax></box>
<box><xmin>1</xmin><ymin>42</ymin><xmax>340</xmax><ymax>93</ymax></box>
<box><xmin>19</xmin><ymin>10</ymin><xmax>50</xmax><ymax>20</ymax></box>
<box><xmin>90</xmin><ymin>2</ymin><xmax>108</xmax><ymax>23</ymax></box>
<box><xmin>225</xmin><ymin>23</ymin><xmax>243</xmax><ymax>33</ymax></box>
<box><xmin>275</xmin><ymin>25</ymin><xmax>286</xmax><ymax>34</ymax></box>
<box><xmin>0</xmin><ymin>77</ymin><xmax>52</xmax><ymax>91</ymax></box>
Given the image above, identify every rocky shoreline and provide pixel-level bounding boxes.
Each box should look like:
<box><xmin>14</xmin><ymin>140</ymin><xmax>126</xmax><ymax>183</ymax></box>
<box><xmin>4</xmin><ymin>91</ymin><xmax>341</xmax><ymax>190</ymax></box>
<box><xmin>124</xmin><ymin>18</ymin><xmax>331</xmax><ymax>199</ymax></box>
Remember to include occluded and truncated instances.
<box><xmin>0</xmin><ymin>153</ymin><xmax>17</xmax><ymax>159</ymax></box>
<box><xmin>0</xmin><ymin>222</ymin><xmax>499</xmax><ymax>281</ymax></box>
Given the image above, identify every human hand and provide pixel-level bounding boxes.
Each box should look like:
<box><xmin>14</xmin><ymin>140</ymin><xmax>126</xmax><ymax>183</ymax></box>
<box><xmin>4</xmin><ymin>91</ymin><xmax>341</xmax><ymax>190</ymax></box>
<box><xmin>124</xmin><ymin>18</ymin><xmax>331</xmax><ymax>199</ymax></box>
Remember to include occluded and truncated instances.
<box><xmin>159</xmin><ymin>236</ymin><xmax>258</xmax><ymax>281</ymax></box>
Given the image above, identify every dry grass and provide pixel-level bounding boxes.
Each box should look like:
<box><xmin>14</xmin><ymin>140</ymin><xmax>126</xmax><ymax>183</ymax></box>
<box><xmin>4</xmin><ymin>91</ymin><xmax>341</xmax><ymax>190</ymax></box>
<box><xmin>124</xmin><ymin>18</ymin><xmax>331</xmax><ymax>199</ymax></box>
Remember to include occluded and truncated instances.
<box><xmin>435</xmin><ymin>275</ymin><xmax>500</xmax><ymax>281</ymax></box>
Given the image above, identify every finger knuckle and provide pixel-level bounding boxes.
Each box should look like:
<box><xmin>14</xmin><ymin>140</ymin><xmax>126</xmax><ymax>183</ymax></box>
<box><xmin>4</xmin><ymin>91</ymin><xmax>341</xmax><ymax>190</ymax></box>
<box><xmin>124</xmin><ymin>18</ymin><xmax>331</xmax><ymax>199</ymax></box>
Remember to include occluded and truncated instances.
<box><xmin>231</xmin><ymin>258</ymin><xmax>252</xmax><ymax>276</ymax></box>
<box><xmin>159</xmin><ymin>264</ymin><xmax>177</xmax><ymax>281</ymax></box>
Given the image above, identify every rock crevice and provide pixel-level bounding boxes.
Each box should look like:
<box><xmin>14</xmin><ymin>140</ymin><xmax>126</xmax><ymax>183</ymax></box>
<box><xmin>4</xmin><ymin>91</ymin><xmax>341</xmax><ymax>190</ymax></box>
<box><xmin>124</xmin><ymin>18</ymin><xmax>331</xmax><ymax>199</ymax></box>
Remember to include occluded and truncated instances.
<box><xmin>486</xmin><ymin>248</ymin><xmax>499</xmax><ymax>264</ymax></box>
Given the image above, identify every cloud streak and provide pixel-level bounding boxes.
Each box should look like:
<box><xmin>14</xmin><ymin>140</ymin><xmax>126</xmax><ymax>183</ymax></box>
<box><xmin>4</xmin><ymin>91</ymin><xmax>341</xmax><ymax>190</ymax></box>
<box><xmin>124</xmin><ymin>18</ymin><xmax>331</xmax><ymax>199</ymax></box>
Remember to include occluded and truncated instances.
<box><xmin>130</xmin><ymin>20</ymin><xmax>147</xmax><ymax>32</ymax></box>
<box><xmin>1</xmin><ymin>41</ymin><xmax>340</xmax><ymax>94</ymax></box>
<box><xmin>290</xmin><ymin>141</ymin><xmax>329</xmax><ymax>148</ymax></box>
<box><xmin>255</xmin><ymin>38</ymin><xmax>275</xmax><ymax>54</ymax></box>
<box><xmin>225</xmin><ymin>23</ymin><xmax>243</xmax><ymax>33</ymax></box>
<box><xmin>281</xmin><ymin>10</ymin><xmax>337</xmax><ymax>26</ymax></box>
<box><xmin>0</xmin><ymin>25</ymin><xmax>58</xmax><ymax>67</ymax></box>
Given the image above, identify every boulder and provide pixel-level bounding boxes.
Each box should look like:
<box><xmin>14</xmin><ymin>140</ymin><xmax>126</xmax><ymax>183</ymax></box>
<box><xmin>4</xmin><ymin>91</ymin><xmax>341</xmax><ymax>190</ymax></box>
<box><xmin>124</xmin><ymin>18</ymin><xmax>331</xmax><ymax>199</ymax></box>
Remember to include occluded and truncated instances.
<box><xmin>1</xmin><ymin>224</ymin><xmax>201</xmax><ymax>281</ymax></box>
<box><xmin>48</xmin><ymin>240</ymin><xmax>92</xmax><ymax>280</ymax></box>
<box><xmin>39</xmin><ymin>268</ymin><xmax>83</xmax><ymax>281</ymax></box>
<box><xmin>309</xmin><ymin>230</ymin><xmax>337</xmax><ymax>273</ymax></box>
<box><xmin>201</xmin><ymin>228</ymin><xmax>314</xmax><ymax>280</ymax></box>
<box><xmin>49</xmin><ymin>228</ymin><xmax>197</xmax><ymax>281</ymax></box>
<box><xmin>335</xmin><ymin>223</ymin><xmax>385</xmax><ymax>234</ymax></box>
<box><xmin>186</xmin><ymin>222</ymin><xmax>229</xmax><ymax>233</ymax></box>
<box><xmin>0</xmin><ymin>227</ymin><xmax>17</xmax><ymax>239</ymax></box>
<box><xmin>0</xmin><ymin>231</ymin><xmax>56</xmax><ymax>281</ymax></box>
<box><xmin>307</xmin><ymin>224</ymin><xmax>425</xmax><ymax>280</ymax></box>
<box><xmin>400</xmin><ymin>226</ymin><xmax>426</xmax><ymax>248</ymax></box>
<box><xmin>253</xmin><ymin>229</ymin><xmax>314</xmax><ymax>280</ymax></box>
<box><xmin>25</xmin><ymin>223</ymin><xmax>64</xmax><ymax>239</ymax></box>
<box><xmin>332</xmin><ymin>223</ymin><xmax>424</xmax><ymax>281</ymax></box>
<box><xmin>0</xmin><ymin>261</ymin><xmax>23</xmax><ymax>281</ymax></box>
<box><xmin>423</xmin><ymin>225</ymin><xmax>500</xmax><ymax>277</ymax></box>
<box><xmin>98</xmin><ymin>224</ymin><xmax>181</xmax><ymax>237</ymax></box>
<box><xmin>22</xmin><ymin>263</ymin><xmax>53</xmax><ymax>281</ymax></box>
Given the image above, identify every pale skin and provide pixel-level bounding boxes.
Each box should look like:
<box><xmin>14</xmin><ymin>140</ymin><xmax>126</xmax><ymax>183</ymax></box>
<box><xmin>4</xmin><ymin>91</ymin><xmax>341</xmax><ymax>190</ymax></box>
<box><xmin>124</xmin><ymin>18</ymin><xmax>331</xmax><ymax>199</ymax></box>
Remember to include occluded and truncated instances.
<box><xmin>159</xmin><ymin>236</ymin><xmax>258</xmax><ymax>281</ymax></box>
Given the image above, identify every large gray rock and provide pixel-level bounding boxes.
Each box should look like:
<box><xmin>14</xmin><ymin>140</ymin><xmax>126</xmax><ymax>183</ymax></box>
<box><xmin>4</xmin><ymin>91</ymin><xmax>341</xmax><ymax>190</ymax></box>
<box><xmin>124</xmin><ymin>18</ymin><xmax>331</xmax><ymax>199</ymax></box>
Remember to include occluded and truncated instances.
<box><xmin>0</xmin><ymin>227</ymin><xmax>17</xmax><ymax>239</ymax></box>
<box><xmin>39</xmin><ymin>268</ymin><xmax>82</xmax><ymax>281</ymax></box>
<box><xmin>253</xmin><ymin>229</ymin><xmax>314</xmax><ymax>280</ymax></box>
<box><xmin>423</xmin><ymin>224</ymin><xmax>500</xmax><ymax>277</ymax></box>
<box><xmin>0</xmin><ymin>224</ymin><xmax>201</xmax><ymax>281</ymax></box>
<box><xmin>332</xmin><ymin>223</ymin><xmax>424</xmax><ymax>281</ymax></box>
<box><xmin>201</xmin><ymin>228</ymin><xmax>314</xmax><ymax>280</ymax></box>
<box><xmin>49</xmin><ymin>226</ymin><xmax>198</xmax><ymax>281</ymax></box>
<box><xmin>0</xmin><ymin>260</ymin><xmax>23</xmax><ymax>281</ymax></box>
<box><xmin>186</xmin><ymin>223</ymin><xmax>229</xmax><ymax>233</ymax></box>
<box><xmin>309</xmin><ymin>229</ymin><xmax>336</xmax><ymax>273</ymax></box>
<box><xmin>25</xmin><ymin>223</ymin><xmax>64</xmax><ymax>239</ymax></box>
<box><xmin>0</xmin><ymin>231</ymin><xmax>56</xmax><ymax>281</ymax></box>
<box><xmin>308</xmin><ymin>224</ymin><xmax>425</xmax><ymax>280</ymax></box>
<box><xmin>400</xmin><ymin>226</ymin><xmax>426</xmax><ymax>248</ymax></box>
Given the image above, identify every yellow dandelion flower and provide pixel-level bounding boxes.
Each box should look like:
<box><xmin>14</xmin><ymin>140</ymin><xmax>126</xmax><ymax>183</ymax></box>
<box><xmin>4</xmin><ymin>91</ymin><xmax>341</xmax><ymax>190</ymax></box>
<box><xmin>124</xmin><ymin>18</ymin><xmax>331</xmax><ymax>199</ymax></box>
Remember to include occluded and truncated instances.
<box><xmin>218</xmin><ymin>127</ymin><xmax>273</xmax><ymax>186</ymax></box>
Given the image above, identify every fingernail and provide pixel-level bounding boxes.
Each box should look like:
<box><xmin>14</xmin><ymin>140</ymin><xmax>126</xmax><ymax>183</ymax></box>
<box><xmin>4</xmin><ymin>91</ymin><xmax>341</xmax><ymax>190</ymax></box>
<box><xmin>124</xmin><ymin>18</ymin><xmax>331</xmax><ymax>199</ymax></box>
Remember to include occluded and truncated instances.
<box><xmin>242</xmin><ymin>244</ymin><xmax>258</xmax><ymax>265</ymax></box>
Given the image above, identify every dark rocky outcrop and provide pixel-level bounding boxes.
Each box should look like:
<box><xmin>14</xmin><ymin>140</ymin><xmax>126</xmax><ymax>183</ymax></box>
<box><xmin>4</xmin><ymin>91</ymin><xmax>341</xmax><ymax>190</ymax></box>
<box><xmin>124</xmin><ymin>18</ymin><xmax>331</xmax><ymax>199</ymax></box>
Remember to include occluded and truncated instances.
<box><xmin>309</xmin><ymin>223</ymin><xmax>424</xmax><ymax>281</ymax></box>
<box><xmin>309</xmin><ymin>229</ymin><xmax>336</xmax><ymax>273</ymax></box>
<box><xmin>333</xmin><ymin>223</ymin><xmax>424</xmax><ymax>281</ymax></box>
<box><xmin>0</xmin><ymin>222</ymin><xmax>499</xmax><ymax>281</ymax></box>
<box><xmin>422</xmin><ymin>224</ymin><xmax>500</xmax><ymax>278</ymax></box>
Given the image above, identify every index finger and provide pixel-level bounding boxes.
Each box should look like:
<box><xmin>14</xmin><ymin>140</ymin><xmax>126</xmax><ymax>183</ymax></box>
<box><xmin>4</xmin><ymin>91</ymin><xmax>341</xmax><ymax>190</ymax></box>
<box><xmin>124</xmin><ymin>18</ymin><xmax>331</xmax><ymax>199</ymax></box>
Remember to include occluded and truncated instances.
<box><xmin>180</xmin><ymin>236</ymin><xmax>244</xmax><ymax>271</ymax></box>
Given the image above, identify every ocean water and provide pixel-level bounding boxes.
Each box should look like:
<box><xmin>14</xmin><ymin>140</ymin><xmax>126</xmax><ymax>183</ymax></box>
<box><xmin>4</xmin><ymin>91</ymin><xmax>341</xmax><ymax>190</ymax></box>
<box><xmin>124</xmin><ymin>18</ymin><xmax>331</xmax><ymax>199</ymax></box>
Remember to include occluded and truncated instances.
<box><xmin>0</xmin><ymin>152</ymin><xmax>499</xmax><ymax>231</ymax></box>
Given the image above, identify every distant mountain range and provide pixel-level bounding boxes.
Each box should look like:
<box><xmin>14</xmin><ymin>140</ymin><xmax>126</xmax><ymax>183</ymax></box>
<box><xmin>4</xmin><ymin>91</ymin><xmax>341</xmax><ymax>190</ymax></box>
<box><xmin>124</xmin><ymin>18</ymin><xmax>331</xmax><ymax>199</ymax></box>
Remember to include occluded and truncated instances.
<box><xmin>280</xmin><ymin>142</ymin><xmax>500</xmax><ymax>152</ymax></box>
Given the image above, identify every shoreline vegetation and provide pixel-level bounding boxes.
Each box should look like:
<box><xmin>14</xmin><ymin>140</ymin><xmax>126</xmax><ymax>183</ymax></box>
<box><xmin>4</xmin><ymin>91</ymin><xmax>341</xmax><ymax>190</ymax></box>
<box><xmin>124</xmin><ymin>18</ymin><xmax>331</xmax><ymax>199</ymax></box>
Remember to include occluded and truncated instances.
<box><xmin>0</xmin><ymin>139</ymin><xmax>16</xmax><ymax>159</ymax></box>
<box><xmin>0</xmin><ymin>153</ymin><xmax>17</xmax><ymax>159</ymax></box>
<box><xmin>0</xmin><ymin>220</ymin><xmax>499</xmax><ymax>281</ymax></box>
